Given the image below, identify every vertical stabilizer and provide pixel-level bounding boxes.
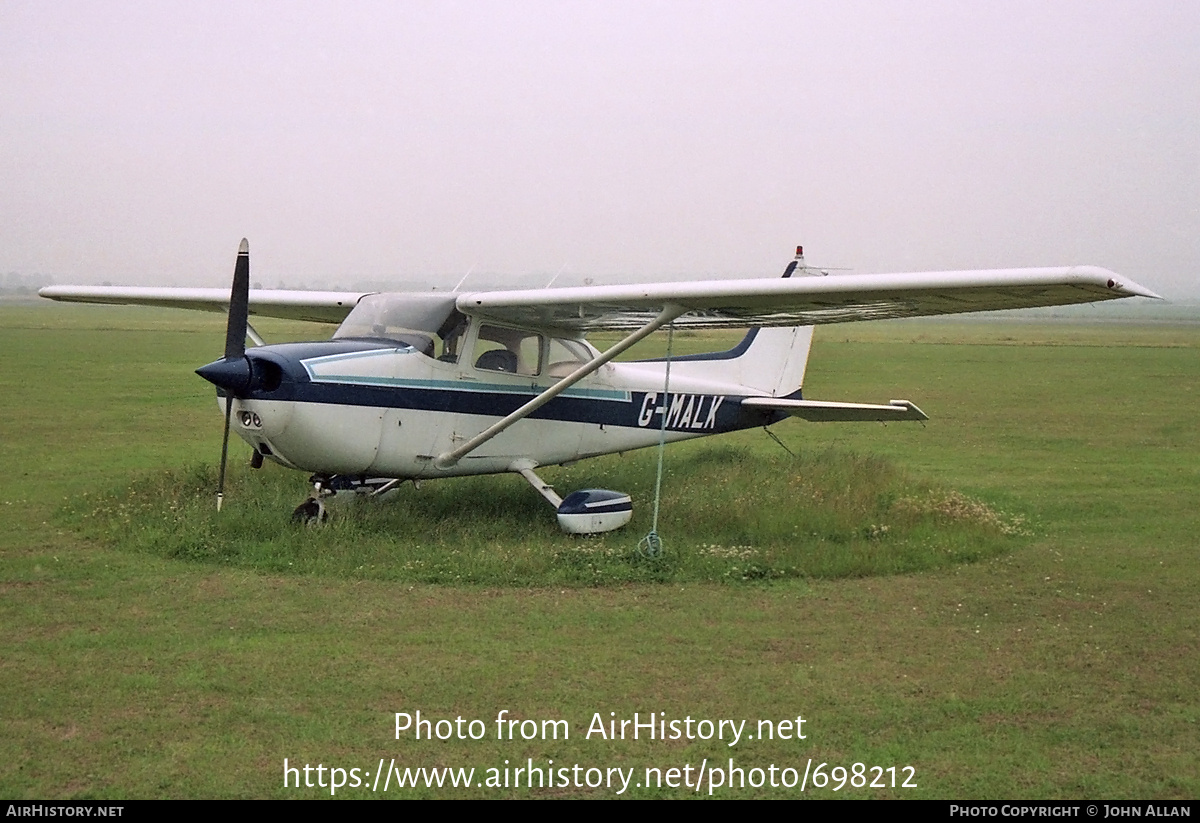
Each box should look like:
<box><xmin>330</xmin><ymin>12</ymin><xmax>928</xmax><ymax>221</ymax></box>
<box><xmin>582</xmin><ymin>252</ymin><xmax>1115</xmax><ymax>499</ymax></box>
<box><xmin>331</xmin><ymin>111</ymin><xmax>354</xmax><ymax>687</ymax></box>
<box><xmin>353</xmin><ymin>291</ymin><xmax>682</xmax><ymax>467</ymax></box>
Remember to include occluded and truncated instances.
<box><xmin>636</xmin><ymin>324</ymin><xmax>814</xmax><ymax>396</ymax></box>
<box><xmin>739</xmin><ymin>325</ymin><xmax>814</xmax><ymax>396</ymax></box>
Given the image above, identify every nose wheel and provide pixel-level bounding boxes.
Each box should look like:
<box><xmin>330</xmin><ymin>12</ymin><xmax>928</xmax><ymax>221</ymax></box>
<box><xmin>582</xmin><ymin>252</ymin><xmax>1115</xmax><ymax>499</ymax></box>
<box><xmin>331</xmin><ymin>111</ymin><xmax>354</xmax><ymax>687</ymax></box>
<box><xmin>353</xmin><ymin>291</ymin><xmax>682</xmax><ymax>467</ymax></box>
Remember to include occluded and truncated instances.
<box><xmin>291</xmin><ymin>474</ymin><xmax>336</xmax><ymax>525</ymax></box>
<box><xmin>291</xmin><ymin>496</ymin><xmax>327</xmax><ymax>525</ymax></box>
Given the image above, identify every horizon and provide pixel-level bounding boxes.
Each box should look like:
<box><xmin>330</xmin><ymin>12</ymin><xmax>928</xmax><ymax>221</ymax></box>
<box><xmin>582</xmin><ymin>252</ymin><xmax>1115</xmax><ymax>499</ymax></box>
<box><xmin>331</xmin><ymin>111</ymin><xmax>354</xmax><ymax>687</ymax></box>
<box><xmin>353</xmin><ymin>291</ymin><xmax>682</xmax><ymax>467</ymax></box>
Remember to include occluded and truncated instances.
<box><xmin>3</xmin><ymin>2</ymin><xmax>1197</xmax><ymax>298</ymax></box>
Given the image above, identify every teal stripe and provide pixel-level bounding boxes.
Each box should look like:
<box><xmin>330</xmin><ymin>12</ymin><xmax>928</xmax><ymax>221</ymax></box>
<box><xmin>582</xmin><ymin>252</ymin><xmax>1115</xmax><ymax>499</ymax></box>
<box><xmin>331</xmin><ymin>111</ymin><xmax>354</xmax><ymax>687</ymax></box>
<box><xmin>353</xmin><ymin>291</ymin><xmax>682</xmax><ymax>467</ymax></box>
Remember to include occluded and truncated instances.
<box><xmin>304</xmin><ymin>372</ymin><xmax>630</xmax><ymax>401</ymax></box>
<box><xmin>301</xmin><ymin>350</ymin><xmax>630</xmax><ymax>400</ymax></box>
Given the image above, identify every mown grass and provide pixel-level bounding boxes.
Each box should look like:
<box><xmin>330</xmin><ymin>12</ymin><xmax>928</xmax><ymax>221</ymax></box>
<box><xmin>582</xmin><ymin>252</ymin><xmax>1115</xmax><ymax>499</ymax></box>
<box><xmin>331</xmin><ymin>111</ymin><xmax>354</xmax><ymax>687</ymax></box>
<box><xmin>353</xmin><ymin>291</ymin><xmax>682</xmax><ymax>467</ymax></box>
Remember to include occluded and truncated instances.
<box><xmin>3</xmin><ymin>303</ymin><xmax>1198</xmax><ymax>799</ymax></box>
<box><xmin>64</xmin><ymin>445</ymin><xmax>1027</xmax><ymax>586</ymax></box>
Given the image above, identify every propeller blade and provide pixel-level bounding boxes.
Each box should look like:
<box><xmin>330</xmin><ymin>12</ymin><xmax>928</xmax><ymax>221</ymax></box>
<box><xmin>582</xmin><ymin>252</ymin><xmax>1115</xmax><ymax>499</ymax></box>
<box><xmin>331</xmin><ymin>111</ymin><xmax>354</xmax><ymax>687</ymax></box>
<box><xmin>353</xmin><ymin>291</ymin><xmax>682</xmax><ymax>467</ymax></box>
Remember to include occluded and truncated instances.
<box><xmin>224</xmin><ymin>238</ymin><xmax>250</xmax><ymax>361</ymax></box>
<box><xmin>217</xmin><ymin>392</ymin><xmax>233</xmax><ymax>512</ymax></box>
<box><xmin>216</xmin><ymin>238</ymin><xmax>249</xmax><ymax>511</ymax></box>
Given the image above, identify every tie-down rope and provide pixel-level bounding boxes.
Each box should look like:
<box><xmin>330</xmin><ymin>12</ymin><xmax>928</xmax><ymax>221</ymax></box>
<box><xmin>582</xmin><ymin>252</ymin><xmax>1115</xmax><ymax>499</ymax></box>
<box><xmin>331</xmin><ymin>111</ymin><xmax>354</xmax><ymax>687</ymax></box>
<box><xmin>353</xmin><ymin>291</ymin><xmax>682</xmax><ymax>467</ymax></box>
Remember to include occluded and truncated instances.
<box><xmin>638</xmin><ymin>322</ymin><xmax>675</xmax><ymax>558</ymax></box>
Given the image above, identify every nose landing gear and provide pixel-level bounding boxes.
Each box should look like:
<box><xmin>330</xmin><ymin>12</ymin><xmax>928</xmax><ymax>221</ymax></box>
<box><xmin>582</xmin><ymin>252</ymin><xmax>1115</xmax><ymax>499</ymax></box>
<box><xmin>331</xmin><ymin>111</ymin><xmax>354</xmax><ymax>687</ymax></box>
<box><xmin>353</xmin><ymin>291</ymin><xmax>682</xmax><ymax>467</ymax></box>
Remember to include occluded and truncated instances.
<box><xmin>291</xmin><ymin>474</ymin><xmax>414</xmax><ymax>524</ymax></box>
<box><xmin>290</xmin><ymin>496</ymin><xmax>327</xmax><ymax>525</ymax></box>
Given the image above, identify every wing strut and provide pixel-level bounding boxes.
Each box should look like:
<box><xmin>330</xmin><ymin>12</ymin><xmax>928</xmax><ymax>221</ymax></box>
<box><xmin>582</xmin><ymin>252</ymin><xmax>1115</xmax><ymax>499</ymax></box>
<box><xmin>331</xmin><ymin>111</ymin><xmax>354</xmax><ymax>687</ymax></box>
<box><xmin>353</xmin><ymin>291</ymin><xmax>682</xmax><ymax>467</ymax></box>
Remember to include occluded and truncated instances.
<box><xmin>434</xmin><ymin>304</ymin><xmax>686</xmax><ymax>469</ymax></box>
<box><xmin>246</xmin><ymin>322</ymin><xmax>266</xmax><ymax>347</ymax></box>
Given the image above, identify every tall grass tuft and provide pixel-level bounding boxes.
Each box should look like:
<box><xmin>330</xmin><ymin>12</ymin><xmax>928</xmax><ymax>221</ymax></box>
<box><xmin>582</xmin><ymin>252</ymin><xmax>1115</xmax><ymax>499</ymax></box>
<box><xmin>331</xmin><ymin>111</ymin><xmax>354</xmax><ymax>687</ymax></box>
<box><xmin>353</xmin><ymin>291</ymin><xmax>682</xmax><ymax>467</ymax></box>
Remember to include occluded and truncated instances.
<box><xmin>63</xmin><ymin>446</ymin><xmax>1028</xmax><ymax>586</ymax></box>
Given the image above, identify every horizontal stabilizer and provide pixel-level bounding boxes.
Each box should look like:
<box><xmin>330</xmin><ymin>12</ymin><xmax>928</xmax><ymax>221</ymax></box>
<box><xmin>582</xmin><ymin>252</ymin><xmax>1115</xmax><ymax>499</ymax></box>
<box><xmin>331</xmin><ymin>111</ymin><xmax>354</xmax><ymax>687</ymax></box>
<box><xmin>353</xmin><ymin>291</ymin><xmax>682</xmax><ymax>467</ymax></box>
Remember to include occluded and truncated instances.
<box><xmin>742</xmin><ymin>397</ymin><xmax>928</xmax><ymax>422</ymax></box>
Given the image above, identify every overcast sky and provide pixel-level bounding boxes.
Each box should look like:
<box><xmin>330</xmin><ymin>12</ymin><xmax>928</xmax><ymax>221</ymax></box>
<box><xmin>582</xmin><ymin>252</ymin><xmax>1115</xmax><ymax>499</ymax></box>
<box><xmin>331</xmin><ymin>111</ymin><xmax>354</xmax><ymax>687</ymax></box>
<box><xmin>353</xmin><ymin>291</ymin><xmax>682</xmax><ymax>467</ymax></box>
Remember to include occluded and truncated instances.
<box><xmin>1</xmin><ymin>1</ymin><xmax>1197</xmax><ymax>296</ymax></box>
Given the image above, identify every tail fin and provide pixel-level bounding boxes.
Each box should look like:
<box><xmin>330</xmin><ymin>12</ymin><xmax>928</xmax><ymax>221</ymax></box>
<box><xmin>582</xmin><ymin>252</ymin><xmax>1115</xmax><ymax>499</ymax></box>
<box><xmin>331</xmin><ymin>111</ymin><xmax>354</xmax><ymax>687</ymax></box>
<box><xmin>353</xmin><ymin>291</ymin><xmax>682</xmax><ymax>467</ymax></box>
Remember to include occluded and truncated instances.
<box><xmin>654</xmin><ymin>325</ymin><xmax>813</xmax><ymax>396</ymax></box>
<box><xmin>734</xmin><ymin>325</ymin><xmax>814</xmax><ymax>396</ymax></box>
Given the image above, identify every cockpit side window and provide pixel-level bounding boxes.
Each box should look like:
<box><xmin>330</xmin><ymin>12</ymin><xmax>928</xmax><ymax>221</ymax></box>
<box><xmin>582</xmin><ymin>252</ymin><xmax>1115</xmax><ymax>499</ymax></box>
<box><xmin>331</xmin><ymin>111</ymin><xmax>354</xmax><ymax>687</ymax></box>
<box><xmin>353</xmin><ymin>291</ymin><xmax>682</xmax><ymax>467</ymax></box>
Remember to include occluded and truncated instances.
<box><xmin>473</xmin><ymin>325</ymin><xmax>542</xmax><ymax>376</ymax></box>
<box><xmin>332</xmin><ymin>294</ymin><xmax>461</xmax><ymax>362</ymax></box>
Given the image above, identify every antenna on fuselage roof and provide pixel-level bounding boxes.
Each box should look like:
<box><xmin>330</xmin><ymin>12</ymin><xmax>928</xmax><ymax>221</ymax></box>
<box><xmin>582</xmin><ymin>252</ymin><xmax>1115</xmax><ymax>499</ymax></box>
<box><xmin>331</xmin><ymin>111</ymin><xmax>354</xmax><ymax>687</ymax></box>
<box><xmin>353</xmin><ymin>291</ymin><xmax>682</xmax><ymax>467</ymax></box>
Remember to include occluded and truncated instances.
<box><xmin>544</xmin><ymin>263</ymin><xmax>568</xmax><ymax>289</ymax></box>
<box><xmin>451</xmin><ymin>265</ymin><xmax>476</xmax><ymax>292</ymax></box>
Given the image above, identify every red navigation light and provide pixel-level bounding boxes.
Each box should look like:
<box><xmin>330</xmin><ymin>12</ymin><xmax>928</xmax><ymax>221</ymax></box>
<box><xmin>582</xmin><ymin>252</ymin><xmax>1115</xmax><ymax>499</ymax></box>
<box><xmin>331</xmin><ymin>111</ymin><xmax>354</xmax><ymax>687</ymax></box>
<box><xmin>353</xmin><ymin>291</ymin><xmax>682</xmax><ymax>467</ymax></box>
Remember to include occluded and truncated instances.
<box><xmin>795</xmin><ymin>245</ymin><xmax>804</xmax><ymax>257</ymax></box>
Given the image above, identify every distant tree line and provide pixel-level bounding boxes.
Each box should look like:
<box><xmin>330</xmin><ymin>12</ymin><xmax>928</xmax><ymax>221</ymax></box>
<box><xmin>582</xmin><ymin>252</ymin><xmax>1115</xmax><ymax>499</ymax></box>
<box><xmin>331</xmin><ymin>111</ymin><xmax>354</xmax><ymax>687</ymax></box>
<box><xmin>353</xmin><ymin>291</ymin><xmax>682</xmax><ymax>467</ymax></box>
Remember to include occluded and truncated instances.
<box><xmin>1</xmin><ymin>272</ymin><xmax>54</xmax><ymax>294</ymax></box>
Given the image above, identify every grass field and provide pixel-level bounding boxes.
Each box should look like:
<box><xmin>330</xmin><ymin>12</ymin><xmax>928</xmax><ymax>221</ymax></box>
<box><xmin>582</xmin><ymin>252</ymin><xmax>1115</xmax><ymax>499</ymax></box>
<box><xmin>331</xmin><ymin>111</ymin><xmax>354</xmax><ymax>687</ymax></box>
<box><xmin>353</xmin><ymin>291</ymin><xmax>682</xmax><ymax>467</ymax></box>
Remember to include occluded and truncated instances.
<box><xmin>1</xmin><ymin>303</ymin><xmax>1197</xmax><ymax>798</ymax></box>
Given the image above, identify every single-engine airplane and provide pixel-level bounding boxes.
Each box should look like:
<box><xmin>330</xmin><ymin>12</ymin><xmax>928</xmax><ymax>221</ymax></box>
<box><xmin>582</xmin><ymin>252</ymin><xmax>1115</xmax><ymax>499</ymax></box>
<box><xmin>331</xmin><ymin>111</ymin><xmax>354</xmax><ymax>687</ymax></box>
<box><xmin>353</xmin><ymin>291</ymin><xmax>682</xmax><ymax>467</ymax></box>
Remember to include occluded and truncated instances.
<box><xmin>40</xmin><ymin>242</ymin><xmax>1158</xmax><ymax>533</ymax></box>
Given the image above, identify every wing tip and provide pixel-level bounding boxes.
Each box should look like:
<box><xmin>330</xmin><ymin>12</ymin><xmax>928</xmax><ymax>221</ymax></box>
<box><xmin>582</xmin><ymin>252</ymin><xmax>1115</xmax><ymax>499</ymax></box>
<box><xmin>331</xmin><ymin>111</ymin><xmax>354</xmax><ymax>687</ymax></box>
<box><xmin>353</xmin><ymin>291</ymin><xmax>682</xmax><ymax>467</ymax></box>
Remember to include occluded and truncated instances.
<box><xmin>1114</xmin><ymin>280</ymin><xmax>1163</xmax><ymax>300</ymax></box>
<box><xmin>889</xmin><ymin>400</ymin><xmax>929</xmax><ymax>421</ymax></box>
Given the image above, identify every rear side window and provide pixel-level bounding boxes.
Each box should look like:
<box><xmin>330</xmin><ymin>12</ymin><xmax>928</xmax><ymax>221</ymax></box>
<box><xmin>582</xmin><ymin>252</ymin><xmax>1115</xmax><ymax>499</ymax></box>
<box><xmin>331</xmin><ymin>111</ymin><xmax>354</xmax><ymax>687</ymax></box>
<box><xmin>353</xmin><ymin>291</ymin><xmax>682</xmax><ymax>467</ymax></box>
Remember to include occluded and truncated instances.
<box><xmin>473</xmin><ymin>325</ymin><xmax>542</xmax><ymax>376</ymax></box>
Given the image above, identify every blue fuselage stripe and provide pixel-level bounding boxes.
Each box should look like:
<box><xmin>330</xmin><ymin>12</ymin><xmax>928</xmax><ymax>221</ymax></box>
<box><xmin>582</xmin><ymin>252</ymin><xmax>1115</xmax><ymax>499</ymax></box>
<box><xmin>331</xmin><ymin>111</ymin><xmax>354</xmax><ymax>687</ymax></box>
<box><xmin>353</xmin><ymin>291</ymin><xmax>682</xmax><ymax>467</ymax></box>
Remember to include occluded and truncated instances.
<box><xmin>235</xmin><ymin>343</ymin><xmax>781</xmax><ymax>432</ymax></box>
<box><xmin>244</xmin><ymin>377</ymin><xmax>774</xmax><ymax>432</ymax></box>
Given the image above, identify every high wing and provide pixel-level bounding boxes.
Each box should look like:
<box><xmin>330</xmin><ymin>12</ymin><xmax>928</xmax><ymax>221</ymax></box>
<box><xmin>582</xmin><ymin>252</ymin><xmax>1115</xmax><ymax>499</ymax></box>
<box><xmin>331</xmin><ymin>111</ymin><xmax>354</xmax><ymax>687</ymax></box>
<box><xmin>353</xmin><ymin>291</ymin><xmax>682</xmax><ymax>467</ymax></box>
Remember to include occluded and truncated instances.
<box><xmin>37</xmin><ymin>286</ymin><xmax>368</xmax><ymax>324</ymax></box>
<box><xmin>456</xmin><ymin>266</ymin><xmax>1159</xmax><ymax>331</ymax></box>
<box><xmin>40</xmin><ymin>266</ymin><xmax>1158</xmax><ymax>329</ymax></box>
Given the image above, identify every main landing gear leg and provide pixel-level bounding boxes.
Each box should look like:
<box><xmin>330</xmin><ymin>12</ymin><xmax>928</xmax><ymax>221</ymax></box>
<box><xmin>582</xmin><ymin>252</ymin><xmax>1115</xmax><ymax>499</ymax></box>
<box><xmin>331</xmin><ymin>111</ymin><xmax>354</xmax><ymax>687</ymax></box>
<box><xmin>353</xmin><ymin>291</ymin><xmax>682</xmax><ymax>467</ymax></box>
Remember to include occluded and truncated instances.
<box><xmin>510</xmin><ymin>461</ymin><xmax>633</xmax><ymax>535</ymax></box>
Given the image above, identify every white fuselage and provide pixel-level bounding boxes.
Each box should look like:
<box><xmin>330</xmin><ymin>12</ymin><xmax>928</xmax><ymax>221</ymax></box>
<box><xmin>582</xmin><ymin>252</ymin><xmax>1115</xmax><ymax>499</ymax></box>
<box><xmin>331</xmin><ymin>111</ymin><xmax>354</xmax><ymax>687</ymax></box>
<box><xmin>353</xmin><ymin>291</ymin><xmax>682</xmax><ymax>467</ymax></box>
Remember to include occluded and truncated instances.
<box><xmin>225</xmin><ymin>344</ymin><xmax>764</xmax><ymax>480</ymax></box>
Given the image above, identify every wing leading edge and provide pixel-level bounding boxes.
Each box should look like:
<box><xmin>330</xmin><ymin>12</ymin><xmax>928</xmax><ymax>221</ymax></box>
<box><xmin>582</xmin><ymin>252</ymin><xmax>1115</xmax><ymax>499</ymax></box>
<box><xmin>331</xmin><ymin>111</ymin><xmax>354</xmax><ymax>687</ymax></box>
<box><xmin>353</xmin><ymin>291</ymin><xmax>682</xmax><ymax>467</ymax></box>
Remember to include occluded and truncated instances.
<box><xmin>456</xmin><ymin>266</ymin><xmax>1159</xmax><ymax>331</ymax></box>
<box><xmin>37</xmin><ymin>286</ymin><xmax>368</xmax><ymax>324</ymax></box>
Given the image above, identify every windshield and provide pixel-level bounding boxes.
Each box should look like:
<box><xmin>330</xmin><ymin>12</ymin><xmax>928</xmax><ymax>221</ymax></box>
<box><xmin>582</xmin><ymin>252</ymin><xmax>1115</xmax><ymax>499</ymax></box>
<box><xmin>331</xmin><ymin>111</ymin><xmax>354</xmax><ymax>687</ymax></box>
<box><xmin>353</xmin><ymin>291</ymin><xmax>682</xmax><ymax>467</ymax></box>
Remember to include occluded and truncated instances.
<box><xmin>333</xmin><ymin>293</ymin><xmax>464</xmax><ymax>359</ymax></box>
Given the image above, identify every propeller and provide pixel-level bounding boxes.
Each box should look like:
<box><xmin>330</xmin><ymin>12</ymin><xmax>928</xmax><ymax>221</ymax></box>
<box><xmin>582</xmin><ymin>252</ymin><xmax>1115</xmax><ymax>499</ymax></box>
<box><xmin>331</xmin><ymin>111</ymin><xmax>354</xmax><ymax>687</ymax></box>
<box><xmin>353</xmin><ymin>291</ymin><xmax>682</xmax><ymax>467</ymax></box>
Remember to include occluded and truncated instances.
<box><xmin>212</xmin><ymin>239</ymin><xmax>250</xmax><ymax>511</ymax></box>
